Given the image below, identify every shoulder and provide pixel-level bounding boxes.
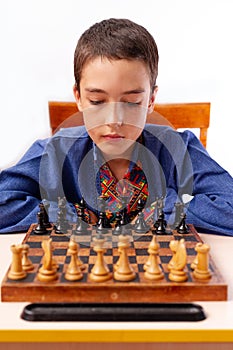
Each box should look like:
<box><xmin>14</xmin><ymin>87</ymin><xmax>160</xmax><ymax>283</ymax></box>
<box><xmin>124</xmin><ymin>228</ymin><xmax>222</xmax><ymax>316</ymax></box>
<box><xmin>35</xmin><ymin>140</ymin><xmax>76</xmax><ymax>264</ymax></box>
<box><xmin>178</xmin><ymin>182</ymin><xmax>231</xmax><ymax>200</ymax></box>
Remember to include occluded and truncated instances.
<box><xmin>143</xmin><ymin>124</ymin><xmax>204</xmax><ymax>150</ymax></box>
<box><xmin>142</xmin><ymin>124</ymin><xmax>209</xmax><ymax>167</ymax></box>
<box><xmin>18</xmin><ymin>126</ymin><xmax>91</xmax><ymax>165</ymax></box>
<box><xmin>51</xmin><ymin>126</ymin><xmax>89</xmax><ymax>140</ymax></box>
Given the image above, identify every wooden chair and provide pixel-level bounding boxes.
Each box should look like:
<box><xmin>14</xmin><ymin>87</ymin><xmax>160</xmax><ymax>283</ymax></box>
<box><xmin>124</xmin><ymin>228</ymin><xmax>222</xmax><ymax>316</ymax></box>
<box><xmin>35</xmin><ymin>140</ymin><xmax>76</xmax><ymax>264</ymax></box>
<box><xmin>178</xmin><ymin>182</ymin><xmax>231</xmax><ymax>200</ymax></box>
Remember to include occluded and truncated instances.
<box><xmin>48</xmin><ymin>101</ymin><xmax>210</xmax><ymax>148</ymax></box>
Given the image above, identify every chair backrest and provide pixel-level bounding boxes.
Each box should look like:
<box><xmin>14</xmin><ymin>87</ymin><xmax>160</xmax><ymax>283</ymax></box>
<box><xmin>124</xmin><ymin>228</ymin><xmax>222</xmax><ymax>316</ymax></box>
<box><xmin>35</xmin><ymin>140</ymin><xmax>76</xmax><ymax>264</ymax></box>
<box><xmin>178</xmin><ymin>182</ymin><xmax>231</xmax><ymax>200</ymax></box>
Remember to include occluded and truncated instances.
<box><xmin>48</xmin><ymin>101</ymin><xmax>210</xmax><ymax>148</ymax></box>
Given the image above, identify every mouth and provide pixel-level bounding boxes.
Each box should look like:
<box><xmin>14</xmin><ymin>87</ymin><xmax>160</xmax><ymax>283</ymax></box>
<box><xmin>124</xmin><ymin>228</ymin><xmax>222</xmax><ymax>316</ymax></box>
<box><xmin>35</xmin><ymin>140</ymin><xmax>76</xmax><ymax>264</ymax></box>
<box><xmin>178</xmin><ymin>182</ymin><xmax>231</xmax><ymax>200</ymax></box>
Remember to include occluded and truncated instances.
<box><xmin>102</xmin><ymin>134</ymin><xmax>124</xmax><ymax>141</ymax></box>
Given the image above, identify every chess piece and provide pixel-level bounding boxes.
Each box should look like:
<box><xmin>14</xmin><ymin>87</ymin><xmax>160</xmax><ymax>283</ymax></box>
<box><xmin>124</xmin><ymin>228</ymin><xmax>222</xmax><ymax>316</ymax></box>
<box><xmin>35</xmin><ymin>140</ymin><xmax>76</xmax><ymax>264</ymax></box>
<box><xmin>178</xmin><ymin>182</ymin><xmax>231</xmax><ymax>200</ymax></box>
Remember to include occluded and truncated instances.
<box><xmin>190</xmin><ymin>242</ymin><xmax>202</xmax><ymax>270</ymax></box>
<box><xmin>114</xmin><ymin>234</ymin><xmax>125</xmax><ymax>271</ymax></box>
<box><xmin>143</xmin><ymin>229</ymin><xmax>156</xmax><ymax>270</ymax></box>
<box><xmin>51</xmin><ymin>245</ymin><xmax>59</xmax><ymax>271</ymax></box>
<box><xmin>154</xmin><ymin>209</ymin><xmax>167</xmax><ymax>234</ymax></box>
<box><xmin>40</xmin><ymin>201</ymin><xmax>52</xmax><ymax>228</ymax></box>
<box><xmin>37</xmin><ymin>238</ymin><xmax>58</xmax><ymax>282</ymax></box>
<box><xmin>154</xmin><ymin>197</ymin><xmax>165</xmax><ymax>220</ymax></box>
<box><xmin>144</xmin><ymin>233</ymin><xmax>164</xmax><ymax>281</ymax></box>
<box><xmin>167</xmin><ymin>240</ymin><xmax>179</xmax><ymax>271</ymax></box>
<box><xmin>75</xmin><ymin>214</ymin><xmax>89</xmax><ymax>233</ymax></box>
<box><xmin>177</xmin><ymin>212</ymin><xmax>189</xmax><ymax>234</ymax></box>
<box><xmin>69</xmin><ymin>235</ymin><xmax>85</xmax><ymax>270</ymax></box>
<box><xmin>168</xmin><ymin>238</ymin><xmax>188</xmax><ymax>282</ymax></box>
<box><xmin>71</xmin><ymin>241</ymin><xmax>85</xmax><ymax>271</ymax></box>
<box><xmin>98</xmin><ymin>195</ymin><xmax>111</xmax><ymax>229</ymax></box>
<box><xmin>96</xmin><ymin>211</ymin><xmax>109</xmax><ymax>234</ymax></box>
<box><xmin>89</xmin><ymin>236</ymin><xmax>112</xmax><ymax>282</ymax></box>
<box><xmin>75</xmin><ymin>197</ymin><xmax>89</xmax><ymax>233</ymax></box>
<box><xmin>54</xmin><ymin>209</ymin><xmax>66</xmax><ymax>234</ymax></box>
<box><xmin>114</xmin><ymin>234</ymin><xmax>136</xmax><ymax>282</ymax></box>
<box><xmin>172</xmin><ymin>202</ymin><xmax>185</xmax><ymax>229</ymax></box>
<box><xmin>112</xmin><ymin>212</ymin><xmax>123</xmax><ymax>235</ymax></box>
<box><xmin>54</xmin><ymin>197</ymin><xmax>70</xmax><ymax>234</ymax></box>
<box><xmin>134</xmin><ymin>198</ymin><xmax>150</xmax><ymax>233</ymax></box>
<box><xmin>21</xmin><ymin>244</ymin><xmax>34</xmax><ymax>271</ymax></box>
<box><xmin>33</xmin><ymin>210</ymin><xmax>48</xmax><ymax>235</ymax></box>
<box><xmin>65</xmin><ymin>239</ymin><xmax>83</xmax><ymax>281</ymax></box>
<box><xmin>193</xmin><ymin>243</ymin><xmax>212</xmax><ymax>280</ymax></box>
<box><xmin>8</xmin><ymin>244</ymin><xmax>27</xmax><ymax>280</ymax></box>
<box><xmin>119</xmin><ymin>187</ymin><xmax>131</xmax><ymax>227</ymax></box>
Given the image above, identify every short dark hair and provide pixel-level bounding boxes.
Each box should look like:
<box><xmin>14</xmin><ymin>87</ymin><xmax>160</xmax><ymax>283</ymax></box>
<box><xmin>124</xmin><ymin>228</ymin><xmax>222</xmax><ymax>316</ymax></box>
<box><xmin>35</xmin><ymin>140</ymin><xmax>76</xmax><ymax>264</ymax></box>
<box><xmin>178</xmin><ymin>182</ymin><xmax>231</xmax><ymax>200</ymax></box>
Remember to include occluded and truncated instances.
<box><xmin>74</xmin><ymin>18</ymin><xmax>159</xmax><ymax>92</ymax></box>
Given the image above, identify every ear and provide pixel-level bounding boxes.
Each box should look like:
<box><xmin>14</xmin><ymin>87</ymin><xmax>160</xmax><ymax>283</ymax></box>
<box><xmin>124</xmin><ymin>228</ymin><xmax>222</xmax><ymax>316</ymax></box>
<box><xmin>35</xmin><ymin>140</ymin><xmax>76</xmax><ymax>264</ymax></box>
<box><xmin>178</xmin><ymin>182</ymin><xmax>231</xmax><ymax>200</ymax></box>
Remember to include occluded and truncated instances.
<box><xmin>147</xmin><ymin>86</ymin><xmax>158</xmax><ymax>114</ymax></box>
<box><xmin>73</xmin><ymin>84</ymin><xmax>83</xmax><ymax>111</ymax></box>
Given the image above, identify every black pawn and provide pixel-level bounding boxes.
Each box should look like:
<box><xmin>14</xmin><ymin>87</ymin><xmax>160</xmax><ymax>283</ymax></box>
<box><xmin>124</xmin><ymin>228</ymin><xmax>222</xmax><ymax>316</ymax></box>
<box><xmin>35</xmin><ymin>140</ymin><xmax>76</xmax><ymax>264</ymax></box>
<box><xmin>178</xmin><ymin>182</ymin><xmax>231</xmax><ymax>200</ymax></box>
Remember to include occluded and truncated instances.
<box><xmin>75</xmin><ymin>215</ymin><xmax>89</xmax><ymax>233</ymax></box>
<box><xmin>98</xmin><ymin>196</ymin><xmax>112</xmax><ymax>229</ymax></box>
<box><xmin>112</xmin><ymin>212</ymin><xmax>123</xmax><ymax>235</ymax></box>
<box><xmin>134</xmin><ymin>199</ymin><xmax>149</xmax><ymax>233</ymax></box>
<box><xmin>177</xmin><ymin>213</ymin><xmax>189</xmax><ymax>234</ymax></box>
<box><xmin>96</xmin><ymin>211</ymin><xmax>109</xmax><ymax>234</ymax></box>
<box><xmin>33</xmin><ymin>211</ymin><xmax>48</xmax><ymax>235</ymax></box>
<box><xmin>154</xmin><ymin>209</ymin><xmax>167</xmax><ymax>234</ymax></box>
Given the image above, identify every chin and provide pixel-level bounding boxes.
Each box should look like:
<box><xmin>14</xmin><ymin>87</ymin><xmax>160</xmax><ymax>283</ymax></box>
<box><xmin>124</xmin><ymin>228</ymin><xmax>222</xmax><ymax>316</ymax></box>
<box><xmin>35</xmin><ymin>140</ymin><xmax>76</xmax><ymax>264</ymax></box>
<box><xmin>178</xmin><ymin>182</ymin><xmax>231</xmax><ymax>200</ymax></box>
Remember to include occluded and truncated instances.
<box><xmin>97</xmin><ymin>139</ymin><xmax>135</xmax><ymax>159</ymax></box>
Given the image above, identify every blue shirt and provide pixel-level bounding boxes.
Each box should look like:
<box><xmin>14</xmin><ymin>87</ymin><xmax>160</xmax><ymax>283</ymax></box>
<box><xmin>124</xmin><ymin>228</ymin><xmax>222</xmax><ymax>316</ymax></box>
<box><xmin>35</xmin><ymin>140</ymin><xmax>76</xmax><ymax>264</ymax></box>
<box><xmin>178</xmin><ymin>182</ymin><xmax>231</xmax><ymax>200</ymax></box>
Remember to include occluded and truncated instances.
<box><xmin>0</xmin><ymin>124</ymin><xmax>232</xmax><ymax>236</ymax></box>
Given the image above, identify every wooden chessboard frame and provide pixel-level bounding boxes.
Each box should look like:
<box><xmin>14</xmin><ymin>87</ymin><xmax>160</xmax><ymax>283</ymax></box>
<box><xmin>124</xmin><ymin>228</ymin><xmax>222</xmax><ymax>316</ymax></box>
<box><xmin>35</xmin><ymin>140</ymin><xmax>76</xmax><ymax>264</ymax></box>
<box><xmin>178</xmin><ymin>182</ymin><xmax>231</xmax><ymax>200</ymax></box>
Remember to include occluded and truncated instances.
<box><xmin>1</xmin><ymin>224</ymin><xmax>227</xmax><ymax>303</ymax></box>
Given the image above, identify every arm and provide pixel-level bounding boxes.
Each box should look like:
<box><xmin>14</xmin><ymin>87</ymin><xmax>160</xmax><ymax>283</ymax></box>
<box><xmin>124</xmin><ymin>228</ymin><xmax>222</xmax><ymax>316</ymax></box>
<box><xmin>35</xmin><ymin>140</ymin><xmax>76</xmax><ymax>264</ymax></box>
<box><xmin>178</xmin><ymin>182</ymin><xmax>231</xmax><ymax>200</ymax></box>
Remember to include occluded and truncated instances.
<box><xmin>0</xmin><ymin>127</ymin><xmax>89</xmax><ymax>233</ymax></box>
<box><xmin>144</xmin><ymin>125</ymin><xmax>233</xmax><ymax>236</ymax></box>
<box><xmin>183</xmin><ymin>131</ymin><xmax>233</xmax><ymax>236</ymax></box>
<box><xmin>0</xmin><ymin>140</ymin><xmax>46</xmax><ymax>233</ymax></box>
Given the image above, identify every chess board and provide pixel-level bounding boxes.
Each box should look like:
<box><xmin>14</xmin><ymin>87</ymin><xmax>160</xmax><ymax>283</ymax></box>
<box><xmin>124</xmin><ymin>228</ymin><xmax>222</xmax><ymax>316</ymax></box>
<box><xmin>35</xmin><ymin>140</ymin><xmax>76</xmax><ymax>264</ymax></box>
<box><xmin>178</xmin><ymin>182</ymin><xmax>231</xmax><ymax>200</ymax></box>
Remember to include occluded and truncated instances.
<box><xmin>1</xmin><ymin>223</ymin><xmax>227</xmax><ymax>303</ymax></box>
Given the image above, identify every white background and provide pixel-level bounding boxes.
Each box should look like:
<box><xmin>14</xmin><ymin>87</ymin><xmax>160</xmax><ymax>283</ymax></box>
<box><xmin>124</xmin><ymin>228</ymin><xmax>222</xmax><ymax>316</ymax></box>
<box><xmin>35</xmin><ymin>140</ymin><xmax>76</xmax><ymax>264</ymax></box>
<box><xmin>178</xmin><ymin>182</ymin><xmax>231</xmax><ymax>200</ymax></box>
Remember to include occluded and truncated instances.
<box><xmin>1</xmin><ymin>0</ymin><xmax>233</xmax><ymax>175</ymax></box>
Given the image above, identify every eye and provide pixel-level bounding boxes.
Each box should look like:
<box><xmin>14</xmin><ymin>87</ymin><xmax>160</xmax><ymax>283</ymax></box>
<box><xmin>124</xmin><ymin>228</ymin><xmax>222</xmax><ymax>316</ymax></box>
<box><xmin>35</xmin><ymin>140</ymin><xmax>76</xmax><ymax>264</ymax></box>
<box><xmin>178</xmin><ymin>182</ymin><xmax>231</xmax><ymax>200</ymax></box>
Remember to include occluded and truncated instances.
<box><xmin>89</xmin><ymin>100</ymin><xmax>105</xmax><ymax>105</ymax></box>
<box><xmin>125</xmin><ymin>101</ymin><xmax>141</xmax><ymax>107</ymax></box>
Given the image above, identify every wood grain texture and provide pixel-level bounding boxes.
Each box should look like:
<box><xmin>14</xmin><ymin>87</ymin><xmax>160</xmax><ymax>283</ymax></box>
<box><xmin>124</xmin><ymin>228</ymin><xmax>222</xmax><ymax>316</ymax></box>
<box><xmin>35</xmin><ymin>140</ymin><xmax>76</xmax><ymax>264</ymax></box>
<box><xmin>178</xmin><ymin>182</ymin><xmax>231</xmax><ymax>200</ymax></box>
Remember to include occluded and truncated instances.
<box><xmin>1</xmin><ymin>224</ymin><xmax>227</xmax><ymax>303</ymax></box>
<box><xmin>1</xmin><ymin>344</ymin><xmax>233</xmax><ymax>350</ymax></box>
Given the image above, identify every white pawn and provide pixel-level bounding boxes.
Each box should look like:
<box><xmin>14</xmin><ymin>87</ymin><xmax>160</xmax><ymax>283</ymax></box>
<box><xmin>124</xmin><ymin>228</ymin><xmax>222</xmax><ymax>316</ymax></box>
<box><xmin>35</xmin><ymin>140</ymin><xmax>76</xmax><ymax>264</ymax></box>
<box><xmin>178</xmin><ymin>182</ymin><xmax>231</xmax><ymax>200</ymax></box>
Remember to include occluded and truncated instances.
<box><xmin>114</xmin><ymin>235</ymin><xmax>136</xmax><ymax>282</ymax></box>
<box><xmin>70</xmin><ymin>234</ymin><xmax>85</xmax><ymax>270</ymax></box>
<box><xmin>89</xmin><ymin>236</ymin><xmax>112</xmax><ymax>282</ymax></box>
<box><xmin>190</xmin><ymin>242</ymin><xmax>202</xmax><ymax>270</ymax></box>
<box><xmin>21</xmin><ymin>244</ymin><xmax>34</xmax><ymax>272</ymax></box>
<box><xmin>144</xmin><ymin>236</ymin><xmax>164</xmax><ymax>281</ymax></box>
<box><xmin>143</xmin><ymin>232</ymin><xmax>157</xmax><ymax>271</ymax></box>
<box><xmin>65</xmin><ymin>239</ymin><xmax>83</xmax><ymax>281</ymax></box>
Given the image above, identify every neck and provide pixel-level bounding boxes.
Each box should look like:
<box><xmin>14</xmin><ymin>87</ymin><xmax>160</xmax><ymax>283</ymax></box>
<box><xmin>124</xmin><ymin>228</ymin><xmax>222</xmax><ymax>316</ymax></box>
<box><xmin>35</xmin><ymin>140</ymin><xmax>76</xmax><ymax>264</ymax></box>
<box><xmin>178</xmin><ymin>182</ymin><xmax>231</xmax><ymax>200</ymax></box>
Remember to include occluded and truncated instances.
<box><xmin>107</xmin><ymin>158</ymin><xmax>130</xmax><ymax>181</ymax></box>
<box><xmin>100</xmin><ymin>143</ymin><xmax>135</xmax><ymax>181</ymax></box>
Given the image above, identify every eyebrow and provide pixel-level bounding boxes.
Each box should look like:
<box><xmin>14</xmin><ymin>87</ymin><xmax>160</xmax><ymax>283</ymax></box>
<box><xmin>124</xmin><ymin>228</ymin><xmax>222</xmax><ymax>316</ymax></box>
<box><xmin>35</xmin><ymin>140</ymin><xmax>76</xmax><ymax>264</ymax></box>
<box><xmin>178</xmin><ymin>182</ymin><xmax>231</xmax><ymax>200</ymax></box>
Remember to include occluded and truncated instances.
<box><xmin>123</xmin><ymin>89</ymin><xmax>145</xmax><ymax>95</ymax></box>
<box><xmin>84</xmin><ymin>88</ymin><xmax>145</xmax><ymax>94</ymax></box>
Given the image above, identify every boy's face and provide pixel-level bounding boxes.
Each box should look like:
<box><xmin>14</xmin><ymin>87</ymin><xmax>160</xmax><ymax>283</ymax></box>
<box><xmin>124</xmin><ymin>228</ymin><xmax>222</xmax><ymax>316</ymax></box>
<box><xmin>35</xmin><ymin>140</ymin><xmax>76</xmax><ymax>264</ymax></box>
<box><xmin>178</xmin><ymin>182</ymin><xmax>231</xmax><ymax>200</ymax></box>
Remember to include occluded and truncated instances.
<box><xmin>73</xmin><ymin>57</ymin><xmax>157</xmax><ymax>157</ymax></box>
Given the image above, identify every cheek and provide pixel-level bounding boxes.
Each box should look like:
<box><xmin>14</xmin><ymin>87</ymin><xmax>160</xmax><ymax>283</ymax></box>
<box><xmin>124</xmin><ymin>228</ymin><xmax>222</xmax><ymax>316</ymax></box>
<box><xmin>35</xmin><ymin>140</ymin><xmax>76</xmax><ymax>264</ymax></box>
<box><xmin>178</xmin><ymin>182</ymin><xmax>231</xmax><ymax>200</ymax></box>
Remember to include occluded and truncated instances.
<box><xmin>124</xmin><ymin>126</ymin><xmax>143</xmax><ymax>140</ymax></box>
<box><xmin>87</xmin><ymin>129</ymin><xmax>99</xmax><ymax>143</ymax></box>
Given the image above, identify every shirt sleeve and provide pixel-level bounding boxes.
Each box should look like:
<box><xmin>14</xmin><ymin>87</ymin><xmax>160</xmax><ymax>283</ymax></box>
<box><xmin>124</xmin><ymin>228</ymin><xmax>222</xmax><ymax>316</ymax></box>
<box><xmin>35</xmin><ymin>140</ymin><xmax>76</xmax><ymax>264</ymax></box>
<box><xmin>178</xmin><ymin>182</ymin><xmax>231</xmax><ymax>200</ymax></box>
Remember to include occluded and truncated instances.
<box><xmin>0</xmin><ymin>140</ymin><xmax>46</xmax><ymax>233</ymax></box>
<box><xmin>183</xmin><ymin>131</ymin><xmax>233</xmax><ymax>236</ymax></box>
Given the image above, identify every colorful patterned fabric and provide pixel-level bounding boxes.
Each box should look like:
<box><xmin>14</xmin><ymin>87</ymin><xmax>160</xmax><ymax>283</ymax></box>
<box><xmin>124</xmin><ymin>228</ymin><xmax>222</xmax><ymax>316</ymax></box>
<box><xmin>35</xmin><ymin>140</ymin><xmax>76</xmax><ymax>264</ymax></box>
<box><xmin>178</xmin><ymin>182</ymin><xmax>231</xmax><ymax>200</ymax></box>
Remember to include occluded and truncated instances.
<box><xmin>99</xmin><ymin>161</ymin><xmax>149</xmax><ymax>222</ymax></box>
<box><xmin>74</xmin><ymin>160</ymin><xmax>157</xmax><ymax>224</ymax></box>
<box><xmin>74</xmin><ymin>133</ymin><xmax>157</xmax><ymax>224</ymax></box>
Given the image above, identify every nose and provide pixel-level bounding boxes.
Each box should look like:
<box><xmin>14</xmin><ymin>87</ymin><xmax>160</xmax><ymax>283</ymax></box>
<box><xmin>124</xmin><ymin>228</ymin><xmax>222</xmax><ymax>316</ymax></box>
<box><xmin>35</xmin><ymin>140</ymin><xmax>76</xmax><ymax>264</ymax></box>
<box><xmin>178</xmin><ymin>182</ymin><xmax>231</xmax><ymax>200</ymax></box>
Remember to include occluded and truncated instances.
<box><xmin>105</xmin><ymin>103</ymin><xmax>123</xmax><ymax>126</ymax></box>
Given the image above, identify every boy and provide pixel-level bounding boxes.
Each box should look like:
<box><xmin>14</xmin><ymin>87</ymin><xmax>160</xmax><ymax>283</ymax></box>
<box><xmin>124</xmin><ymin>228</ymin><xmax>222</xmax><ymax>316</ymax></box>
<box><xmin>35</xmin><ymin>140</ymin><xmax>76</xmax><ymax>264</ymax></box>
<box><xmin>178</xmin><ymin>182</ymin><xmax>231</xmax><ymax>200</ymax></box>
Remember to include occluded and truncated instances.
<box><xmin>0</xmin><ymin>18</ymin><xmax>232</xmax><ymax>235</ymax></box>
